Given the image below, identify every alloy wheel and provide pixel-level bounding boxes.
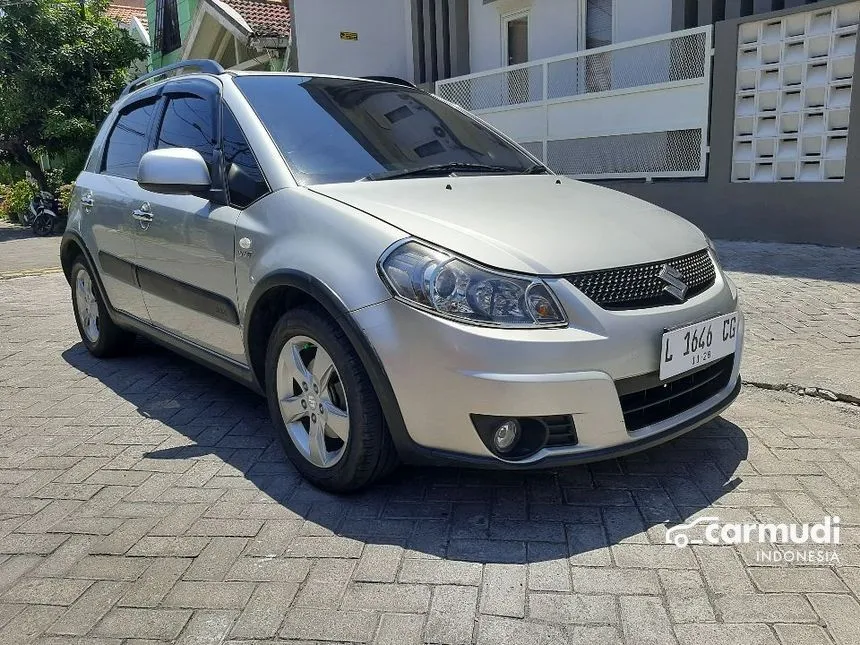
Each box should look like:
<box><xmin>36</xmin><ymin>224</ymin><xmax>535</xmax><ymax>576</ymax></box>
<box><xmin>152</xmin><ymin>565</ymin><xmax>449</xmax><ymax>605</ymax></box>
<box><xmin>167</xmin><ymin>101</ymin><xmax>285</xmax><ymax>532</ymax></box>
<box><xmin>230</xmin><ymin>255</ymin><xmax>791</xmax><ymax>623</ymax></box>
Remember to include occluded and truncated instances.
<box><xmin>74</xmin><ymin>268</ymin><xmax>100</xmax><ymax>343</ymax></box>
<box><xmin>275</xmin><ymin>335</ymin><xmax>350</xmax><ymax>468</ymax></box>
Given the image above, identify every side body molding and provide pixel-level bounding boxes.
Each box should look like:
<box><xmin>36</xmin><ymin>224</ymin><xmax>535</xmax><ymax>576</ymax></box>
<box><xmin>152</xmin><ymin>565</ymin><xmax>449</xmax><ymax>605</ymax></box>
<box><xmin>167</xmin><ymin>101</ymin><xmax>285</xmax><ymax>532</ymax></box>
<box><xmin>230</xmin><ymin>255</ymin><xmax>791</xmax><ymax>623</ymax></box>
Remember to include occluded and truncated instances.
<box><xmin>60</xmin><ymin>231</ymin><xmax>257</xmax><ymax>392</ymax></box>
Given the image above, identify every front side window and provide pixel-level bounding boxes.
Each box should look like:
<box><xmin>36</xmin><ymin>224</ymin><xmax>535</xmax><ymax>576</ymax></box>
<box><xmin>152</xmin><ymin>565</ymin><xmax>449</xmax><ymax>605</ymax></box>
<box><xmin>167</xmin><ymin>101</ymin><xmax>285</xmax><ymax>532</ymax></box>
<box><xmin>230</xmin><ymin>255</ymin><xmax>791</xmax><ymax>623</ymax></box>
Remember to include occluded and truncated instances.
<box><xmin>103</xmin><ymin>100</ymin><xmax>158</xmax><ymax>180</ymax></box>
<box><xmin>156</xmin><ymin>95</ymin><xmax>216</xmax><ymax>163</ymax></box>
<box><xmin>235</xmin><ymin>76</ymin><xmax>536</xmax><ymax>185</ymax></box>
<box><xmin>155</xmin><ymin>0</ymin><xmax>181</xmax><ymax>54</ymax></box>
<box><xmin>221</xmin><ymin>105</ymin><xmax>268</xmax><ymax>208</ymax></box>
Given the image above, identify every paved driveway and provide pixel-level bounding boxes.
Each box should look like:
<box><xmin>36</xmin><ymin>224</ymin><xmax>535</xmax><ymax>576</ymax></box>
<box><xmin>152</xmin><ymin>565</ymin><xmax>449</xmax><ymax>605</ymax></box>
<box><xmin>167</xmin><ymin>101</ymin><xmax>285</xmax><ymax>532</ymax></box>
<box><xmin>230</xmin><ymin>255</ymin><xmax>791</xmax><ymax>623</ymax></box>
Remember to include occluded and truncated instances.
<box><xmin>0</xmin><ymin>242</ymin><xmax>858</xmax><ymax>644</ymax></box>
<box><xmin>0</xmin><ymin>223</ymin><xmax>60</xmax><ymax>279</ymax></box>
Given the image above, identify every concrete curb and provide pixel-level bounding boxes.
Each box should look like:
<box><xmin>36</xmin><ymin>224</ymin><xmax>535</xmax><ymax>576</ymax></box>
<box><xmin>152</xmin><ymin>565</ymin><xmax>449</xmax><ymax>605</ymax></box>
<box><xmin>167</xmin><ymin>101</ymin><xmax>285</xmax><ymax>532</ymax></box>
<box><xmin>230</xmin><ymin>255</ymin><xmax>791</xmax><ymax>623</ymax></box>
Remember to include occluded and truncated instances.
<box><xmin>0</xmin><ymin>267</ymin><xmax>63</xmax><ymax>281</ymax></box>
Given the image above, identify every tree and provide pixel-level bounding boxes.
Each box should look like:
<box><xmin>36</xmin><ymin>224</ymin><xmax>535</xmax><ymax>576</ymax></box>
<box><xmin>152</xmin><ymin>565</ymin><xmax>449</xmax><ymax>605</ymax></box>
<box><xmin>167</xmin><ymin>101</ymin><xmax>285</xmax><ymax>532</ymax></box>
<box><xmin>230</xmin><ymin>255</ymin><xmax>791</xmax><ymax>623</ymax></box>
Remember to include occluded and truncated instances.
<box><xmin>0</xmin><ymin>0</ymin><xmax>147</xmax><ymax>189</ymax></box>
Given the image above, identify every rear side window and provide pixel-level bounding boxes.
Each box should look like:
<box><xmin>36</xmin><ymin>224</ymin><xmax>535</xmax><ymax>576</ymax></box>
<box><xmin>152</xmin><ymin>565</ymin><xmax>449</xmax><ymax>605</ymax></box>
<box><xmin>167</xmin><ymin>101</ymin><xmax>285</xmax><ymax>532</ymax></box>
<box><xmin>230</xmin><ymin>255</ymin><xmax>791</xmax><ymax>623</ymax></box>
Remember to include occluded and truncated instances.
<box><xmin>102</xmin><ymin>100</ymin><xmax>158</xmax><ymax>180</ymax></box>
<box><xmin>221</xmin><ymin>105</ymin><xmax>268</xmax><ymax>208</ymax></box>
<box><xmin>157</xmin><ymin>95</ymin><xmax>216</xmax><ymax>163</ymax></box>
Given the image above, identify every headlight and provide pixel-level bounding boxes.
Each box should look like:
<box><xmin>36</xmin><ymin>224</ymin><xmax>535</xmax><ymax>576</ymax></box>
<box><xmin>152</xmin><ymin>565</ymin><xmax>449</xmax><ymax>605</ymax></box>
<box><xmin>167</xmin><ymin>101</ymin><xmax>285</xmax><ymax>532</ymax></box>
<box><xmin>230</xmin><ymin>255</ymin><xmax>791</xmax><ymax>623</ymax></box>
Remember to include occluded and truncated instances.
<box><xmin>379</xmin><ymin>240</ymin><xmax>566</xmax><ymax>327</ymax></box>
<box><xmin>706</xmin><ymin>236</ymin><xmax>721</xmax><ymax>264</ymax></box>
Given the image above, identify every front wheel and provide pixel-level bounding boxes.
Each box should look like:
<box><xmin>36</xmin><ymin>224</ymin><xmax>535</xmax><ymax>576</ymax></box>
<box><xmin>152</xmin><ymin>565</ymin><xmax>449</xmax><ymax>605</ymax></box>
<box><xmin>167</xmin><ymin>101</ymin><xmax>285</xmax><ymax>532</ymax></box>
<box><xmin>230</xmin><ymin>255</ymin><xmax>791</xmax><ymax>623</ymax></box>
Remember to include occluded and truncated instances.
<box><xmin>70</xmin><ymin>258</ymin><xmax>135</xmax><ymax>357</ymax></box>
<box><xmin>264</xmin><ymin>306</ymin><xmax>398</xmax><ymax>492</ymax></box>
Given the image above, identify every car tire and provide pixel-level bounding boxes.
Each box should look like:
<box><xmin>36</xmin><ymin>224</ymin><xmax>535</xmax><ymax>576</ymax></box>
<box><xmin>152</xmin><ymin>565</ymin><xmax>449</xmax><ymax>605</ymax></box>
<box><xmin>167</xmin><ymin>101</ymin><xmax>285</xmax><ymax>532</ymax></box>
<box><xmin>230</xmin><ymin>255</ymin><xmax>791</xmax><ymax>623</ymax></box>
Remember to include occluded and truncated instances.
<box><xmin>70</xmin><ymin>258</ymin><xmax>135</xmax><ymax>357</ymax></box>
<box><xmin>264</xmin><ymin>305</ymin><xmax>399</xmax><ymax>492</ymax></box>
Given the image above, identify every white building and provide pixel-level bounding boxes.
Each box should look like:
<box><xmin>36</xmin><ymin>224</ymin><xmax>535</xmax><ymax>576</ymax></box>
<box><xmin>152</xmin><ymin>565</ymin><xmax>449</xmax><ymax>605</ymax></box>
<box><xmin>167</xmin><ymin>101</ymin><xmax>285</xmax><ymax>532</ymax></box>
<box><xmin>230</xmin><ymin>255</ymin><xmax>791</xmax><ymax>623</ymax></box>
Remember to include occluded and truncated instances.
<box><xmin>106</xmin><ymin>1</ymin><xmax>152</xmax><ymax>75</ymax></box>
<box><xmin>290</xmin><ymin>0</ymin><xmax>675</xmax><ymax>84</ymax></box>
<box><xmin>467</xmin><ymin>0</ymin><xmax>672</xmax><ymax>75</ymax></box>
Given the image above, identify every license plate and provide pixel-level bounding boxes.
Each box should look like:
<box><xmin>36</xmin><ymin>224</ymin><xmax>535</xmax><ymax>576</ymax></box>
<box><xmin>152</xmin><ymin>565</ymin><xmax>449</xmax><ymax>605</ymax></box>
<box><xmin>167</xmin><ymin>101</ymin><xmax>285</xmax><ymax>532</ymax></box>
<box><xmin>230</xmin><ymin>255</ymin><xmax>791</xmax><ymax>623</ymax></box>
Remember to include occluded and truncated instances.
<box><xmin>659</xmin><ymin>312</ymin><xmax>738</xmax><ymax>380</ymax></box>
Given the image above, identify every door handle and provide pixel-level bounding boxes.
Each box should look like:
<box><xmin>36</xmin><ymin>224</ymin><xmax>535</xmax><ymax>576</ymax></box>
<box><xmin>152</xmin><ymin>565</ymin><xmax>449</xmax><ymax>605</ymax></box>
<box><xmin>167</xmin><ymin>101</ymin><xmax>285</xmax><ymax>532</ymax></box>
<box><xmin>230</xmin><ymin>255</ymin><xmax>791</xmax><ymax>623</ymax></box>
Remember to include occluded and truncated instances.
<box><xmin>131</xmin><ymin>202</ymin><xmax>153</xmax><ymax>222</ymax></box>
<box><xmin>81</xmin><ymin>194</ymin><xmax>94</xmax><ymax>208</ymax></box>
<box><xmin>132</xmin><ymin>210</ymin><xmax>153</xmax><ymax>222</ymax></box>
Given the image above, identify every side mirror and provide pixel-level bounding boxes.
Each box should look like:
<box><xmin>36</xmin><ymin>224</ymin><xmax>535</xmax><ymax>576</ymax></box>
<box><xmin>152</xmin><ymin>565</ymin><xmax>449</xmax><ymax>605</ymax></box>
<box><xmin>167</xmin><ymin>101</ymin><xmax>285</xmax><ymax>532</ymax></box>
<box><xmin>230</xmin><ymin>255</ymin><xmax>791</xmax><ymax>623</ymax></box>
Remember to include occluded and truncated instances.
<box><xmin>137</xmin><ymin>148</ymin><xmax>211</xmax><ymax>195</ymax></box>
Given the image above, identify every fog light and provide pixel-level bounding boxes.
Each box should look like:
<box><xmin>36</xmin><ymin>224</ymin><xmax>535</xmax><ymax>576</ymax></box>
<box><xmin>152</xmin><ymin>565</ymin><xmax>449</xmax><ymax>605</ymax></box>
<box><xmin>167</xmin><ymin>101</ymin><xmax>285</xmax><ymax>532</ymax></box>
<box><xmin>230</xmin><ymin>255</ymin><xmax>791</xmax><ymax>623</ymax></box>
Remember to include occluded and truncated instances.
<box><xmin>493</xmin><ymin>419</ymin><xmax>520</xmax><ymax>453</ymax></box>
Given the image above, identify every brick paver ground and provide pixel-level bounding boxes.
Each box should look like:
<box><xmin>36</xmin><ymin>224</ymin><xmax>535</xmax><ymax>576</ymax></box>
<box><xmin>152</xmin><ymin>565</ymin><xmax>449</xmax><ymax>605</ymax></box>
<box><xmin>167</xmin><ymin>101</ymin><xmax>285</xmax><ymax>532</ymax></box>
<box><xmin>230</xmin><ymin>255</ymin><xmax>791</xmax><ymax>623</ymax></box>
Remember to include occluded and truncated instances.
<box><xmin>0</xmin><ymin>242</ymin><xmax>858</xmax><ymax>644</ymax></box>
<box><xmin>719</xmin><ymin>241</ymin><xmax>860</xmax><ymax>400</ymax></box>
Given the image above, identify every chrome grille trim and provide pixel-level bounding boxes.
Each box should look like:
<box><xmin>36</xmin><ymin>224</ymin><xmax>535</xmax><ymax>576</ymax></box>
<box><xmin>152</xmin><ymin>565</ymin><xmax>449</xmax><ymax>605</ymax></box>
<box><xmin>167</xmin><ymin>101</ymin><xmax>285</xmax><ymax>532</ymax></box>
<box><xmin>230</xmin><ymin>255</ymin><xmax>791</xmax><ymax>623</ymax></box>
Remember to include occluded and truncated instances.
<box><xmin>565</xmin><ymin>249</ymin><xmax>716</xmax><ymax>310</ymax></box>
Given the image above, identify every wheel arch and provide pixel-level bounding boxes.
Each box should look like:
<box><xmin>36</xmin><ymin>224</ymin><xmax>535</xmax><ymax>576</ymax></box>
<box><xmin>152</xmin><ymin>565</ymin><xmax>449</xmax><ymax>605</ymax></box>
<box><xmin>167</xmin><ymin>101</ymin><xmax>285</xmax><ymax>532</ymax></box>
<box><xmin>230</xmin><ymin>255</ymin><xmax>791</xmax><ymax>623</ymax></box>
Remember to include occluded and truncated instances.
<box><xmin>60</xmin><ymin>232</ymin><xmax>88</xmax><ymax>284</ymax></box>
<box><xmin>244</xmin><ymin>270</ymin><xmax>413</xmax><ymax>457</ymax></box>
<box><xmin>61</xmin><ymin>232</ymin><xmax>110</xmax><ymax>306</ymax></box>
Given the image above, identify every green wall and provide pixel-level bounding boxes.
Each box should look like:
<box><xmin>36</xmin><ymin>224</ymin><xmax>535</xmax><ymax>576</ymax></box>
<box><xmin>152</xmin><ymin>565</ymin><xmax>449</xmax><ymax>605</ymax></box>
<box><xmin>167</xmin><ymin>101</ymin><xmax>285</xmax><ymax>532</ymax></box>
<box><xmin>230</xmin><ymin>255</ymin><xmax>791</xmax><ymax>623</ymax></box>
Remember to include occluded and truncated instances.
<box><xmin>146</xmin><ymin>0</ymin><xmax>199</xmax><ymax>69</ymax></box>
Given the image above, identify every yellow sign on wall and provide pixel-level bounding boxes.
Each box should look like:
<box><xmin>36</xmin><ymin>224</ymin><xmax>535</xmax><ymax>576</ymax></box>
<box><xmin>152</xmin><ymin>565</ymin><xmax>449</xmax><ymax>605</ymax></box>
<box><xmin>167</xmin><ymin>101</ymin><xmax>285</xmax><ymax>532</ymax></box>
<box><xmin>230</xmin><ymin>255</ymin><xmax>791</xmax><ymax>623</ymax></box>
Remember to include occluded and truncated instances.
<box><xmin>340</xmin><ymin>31</ymin><xmax>358</xmax><ymax>41</ymax></box>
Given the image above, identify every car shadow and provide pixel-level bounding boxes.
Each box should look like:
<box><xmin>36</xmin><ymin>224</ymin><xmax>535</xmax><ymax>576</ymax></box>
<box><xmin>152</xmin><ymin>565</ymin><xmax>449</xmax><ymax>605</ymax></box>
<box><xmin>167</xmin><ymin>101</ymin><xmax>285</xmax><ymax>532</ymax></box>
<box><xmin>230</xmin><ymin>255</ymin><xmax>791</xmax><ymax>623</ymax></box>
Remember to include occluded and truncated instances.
<box><xmin>62</xmin><ymin>338</ymin><xmax>748</xmax><ymax>564</ymax></box>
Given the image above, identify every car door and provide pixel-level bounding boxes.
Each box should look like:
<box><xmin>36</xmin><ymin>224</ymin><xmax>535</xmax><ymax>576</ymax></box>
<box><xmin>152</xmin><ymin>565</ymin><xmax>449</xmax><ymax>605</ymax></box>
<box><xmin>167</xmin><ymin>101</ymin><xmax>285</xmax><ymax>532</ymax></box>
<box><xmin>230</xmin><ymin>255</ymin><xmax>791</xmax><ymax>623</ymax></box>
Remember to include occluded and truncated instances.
<box><xmin>82</xmin><ymin>93</ymin><xmax>160</xmax><ymax>320</ymax></box>
<box><xmin>132</xmin><ymin>79</ymin><xmax>248</xmax><ymax>364</ymax></box>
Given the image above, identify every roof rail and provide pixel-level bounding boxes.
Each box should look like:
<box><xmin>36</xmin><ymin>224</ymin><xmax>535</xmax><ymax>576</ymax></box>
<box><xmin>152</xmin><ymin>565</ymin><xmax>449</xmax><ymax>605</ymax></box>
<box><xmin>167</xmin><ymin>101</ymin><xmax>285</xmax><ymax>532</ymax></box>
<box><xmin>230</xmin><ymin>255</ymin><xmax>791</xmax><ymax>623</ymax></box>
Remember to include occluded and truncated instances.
<box><xmin>361</xmin><ymin>76</ymin><xmax>417</xmax><ymax>89</ymax></box>
<box><xmin>121</xmin><ymin>59</ymin><xmax>225</xmax><ymax>97</ymax></box>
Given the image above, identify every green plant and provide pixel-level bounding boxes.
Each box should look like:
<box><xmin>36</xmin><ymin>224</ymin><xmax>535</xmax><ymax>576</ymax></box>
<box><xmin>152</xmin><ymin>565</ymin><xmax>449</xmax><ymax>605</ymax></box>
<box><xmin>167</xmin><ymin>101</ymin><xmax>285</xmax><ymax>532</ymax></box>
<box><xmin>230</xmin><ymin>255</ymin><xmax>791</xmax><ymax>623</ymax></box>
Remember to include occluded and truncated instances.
<box><xmin>0</xmin><ymin>184</ymin><xmax>9</xmax><ymax>221</ymax></box>
<box><xmin>44</xmin><ymin>168</ymin><xmax>65</xmax><ymax>193</ymax></box>
<box><xmin>1</xmin><ymin>179</ymin><xmax>37</xmax><ymax>223</ymax></box>
<box><xmin>0</xmin><ymin>0</ymin><xmax>147</xmax><ymax>189</ymax></box>
<box><xmin>58</xmin><ymin>183</ymin><xmax>75</xmax><ymax>213</ymax></box>
<box><xmin>0</xmin><ymin>163</ymin><xmax>25</xmax><ymax>185</ymax></box>
<box><xmin>58</xmin><ymin>149</ymin><xmax>88</xmax><ymax>184</ymax></box>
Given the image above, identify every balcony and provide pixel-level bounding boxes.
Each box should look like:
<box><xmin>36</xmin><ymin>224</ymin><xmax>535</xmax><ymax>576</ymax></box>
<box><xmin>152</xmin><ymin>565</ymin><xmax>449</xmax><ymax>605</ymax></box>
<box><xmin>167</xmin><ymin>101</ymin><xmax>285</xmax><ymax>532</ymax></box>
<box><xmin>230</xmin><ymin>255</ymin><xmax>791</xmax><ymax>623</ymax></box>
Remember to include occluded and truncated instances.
<box><xmin>436</xmin><ymin>27</ymin><xmax>714</xmax><ymax>180</ymax></box>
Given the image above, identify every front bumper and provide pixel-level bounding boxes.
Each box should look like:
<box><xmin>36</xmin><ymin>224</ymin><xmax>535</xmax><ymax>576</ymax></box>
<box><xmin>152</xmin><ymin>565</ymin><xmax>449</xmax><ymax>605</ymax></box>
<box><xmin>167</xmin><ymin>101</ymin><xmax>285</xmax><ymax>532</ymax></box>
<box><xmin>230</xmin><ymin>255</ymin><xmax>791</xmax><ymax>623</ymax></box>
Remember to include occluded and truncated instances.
<box><xmin>352</xmin><ymin>268</ymin><xmax>744</xmax><ymax>467</ymax></box>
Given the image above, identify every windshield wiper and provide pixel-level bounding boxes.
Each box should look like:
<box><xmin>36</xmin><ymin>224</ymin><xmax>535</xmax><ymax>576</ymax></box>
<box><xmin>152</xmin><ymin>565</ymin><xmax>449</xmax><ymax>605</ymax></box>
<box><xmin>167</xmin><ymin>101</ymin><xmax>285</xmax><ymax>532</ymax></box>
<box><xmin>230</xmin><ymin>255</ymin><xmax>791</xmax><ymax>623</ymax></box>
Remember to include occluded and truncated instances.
<box><xmin>523</xmin><ymin>164</ymin><xmax>551</xmax><ymax>175</ymax></box>
<box><xmin>362</xmin><ymin>163</ymin><xmax>520</xmax><ymax>181</ymax></box>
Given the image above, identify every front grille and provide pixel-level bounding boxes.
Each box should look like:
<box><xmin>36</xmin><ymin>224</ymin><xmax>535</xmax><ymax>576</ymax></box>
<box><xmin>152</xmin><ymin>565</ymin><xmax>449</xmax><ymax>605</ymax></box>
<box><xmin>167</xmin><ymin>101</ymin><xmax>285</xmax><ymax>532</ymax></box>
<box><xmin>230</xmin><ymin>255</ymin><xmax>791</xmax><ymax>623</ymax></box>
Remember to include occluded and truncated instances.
<box><xmin>566</xmin><ymin>249</ymin><xmax>716</xmax><ymax>310</ymax></box>
<box><xmin>616</xmin><ymin>355</ymin><xmax>734</xmax><ymax>432</ymax></box>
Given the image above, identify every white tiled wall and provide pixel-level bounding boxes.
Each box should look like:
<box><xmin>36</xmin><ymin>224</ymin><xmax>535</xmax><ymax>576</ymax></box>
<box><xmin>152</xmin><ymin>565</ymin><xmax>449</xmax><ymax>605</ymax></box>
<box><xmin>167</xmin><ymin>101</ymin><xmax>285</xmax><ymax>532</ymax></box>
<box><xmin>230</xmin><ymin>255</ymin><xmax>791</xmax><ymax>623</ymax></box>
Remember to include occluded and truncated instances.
<box><xmin>732</xmin><ymin>2</ymin><xmax>859</xmax><ymax>182</ymax></box>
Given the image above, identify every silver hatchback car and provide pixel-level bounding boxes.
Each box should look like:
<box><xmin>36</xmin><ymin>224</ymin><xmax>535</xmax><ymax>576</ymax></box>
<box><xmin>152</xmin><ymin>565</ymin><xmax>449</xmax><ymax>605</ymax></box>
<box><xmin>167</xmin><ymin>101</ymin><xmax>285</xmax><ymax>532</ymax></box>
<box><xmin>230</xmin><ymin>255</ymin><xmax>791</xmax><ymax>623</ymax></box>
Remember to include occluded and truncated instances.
<box><xmin>62</xmin><ymin>60</ymin><xmax>743</xmax><ymax>491</ymax></box>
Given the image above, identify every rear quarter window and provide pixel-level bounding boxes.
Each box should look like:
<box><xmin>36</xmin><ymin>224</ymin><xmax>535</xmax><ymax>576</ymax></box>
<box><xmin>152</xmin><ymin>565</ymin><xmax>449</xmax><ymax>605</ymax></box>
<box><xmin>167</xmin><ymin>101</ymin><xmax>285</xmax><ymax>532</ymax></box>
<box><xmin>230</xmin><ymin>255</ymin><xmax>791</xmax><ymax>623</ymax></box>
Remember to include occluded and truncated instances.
<box><xmin>102</xmin><ymin>99</ymin><xmax>158</xmax><ymax>180</ymax></box>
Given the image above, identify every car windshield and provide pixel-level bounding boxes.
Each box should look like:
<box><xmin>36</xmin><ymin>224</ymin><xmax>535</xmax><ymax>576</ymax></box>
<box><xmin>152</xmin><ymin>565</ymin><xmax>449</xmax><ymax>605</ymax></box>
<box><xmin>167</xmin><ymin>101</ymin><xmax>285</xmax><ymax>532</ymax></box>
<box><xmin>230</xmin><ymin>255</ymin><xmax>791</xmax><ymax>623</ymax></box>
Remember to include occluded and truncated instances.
<box><xmin>234</xmin><ymin>75</ymin><xmax>540</xmax><ymax>185</ymax></box>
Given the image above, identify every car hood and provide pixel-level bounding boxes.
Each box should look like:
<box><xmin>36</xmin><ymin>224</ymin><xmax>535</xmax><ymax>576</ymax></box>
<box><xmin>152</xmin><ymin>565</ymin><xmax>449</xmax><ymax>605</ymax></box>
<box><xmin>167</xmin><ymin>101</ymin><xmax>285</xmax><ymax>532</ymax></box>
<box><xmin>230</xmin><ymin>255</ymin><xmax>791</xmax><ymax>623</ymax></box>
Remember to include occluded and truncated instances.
<box><xmin>309</xmin><ymin>175</ymin><xmax>708</xmax><ymax>275</ymax></box>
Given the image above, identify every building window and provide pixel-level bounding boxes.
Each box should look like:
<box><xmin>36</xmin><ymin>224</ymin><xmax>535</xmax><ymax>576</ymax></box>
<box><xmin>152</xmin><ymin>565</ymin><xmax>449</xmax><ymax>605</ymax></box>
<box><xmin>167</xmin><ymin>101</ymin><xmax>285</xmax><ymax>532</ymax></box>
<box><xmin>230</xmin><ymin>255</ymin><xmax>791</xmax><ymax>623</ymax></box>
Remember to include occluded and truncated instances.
<box><xmin>155</xmin><ymin>0</ymin><xmax>181</xmax><ymax>54</ymax></box>
<box><xmin>584</xmin><ymin>0</ymin><xmax>613</xmax><ymax>50</ymax></box>
<box><xmin>582</xmin><ymin>0</ymin><xmax>613</xmax><ymax>92</ymax></box>
<box><xmin>502</xmin><ymin>10</ymin><xmax>530</xmax><ymax>104</ymax></box>
<box><xmin>503</xmin><ymin>11</ymin><xmax>529</xmax><ymax>66</ymax></box>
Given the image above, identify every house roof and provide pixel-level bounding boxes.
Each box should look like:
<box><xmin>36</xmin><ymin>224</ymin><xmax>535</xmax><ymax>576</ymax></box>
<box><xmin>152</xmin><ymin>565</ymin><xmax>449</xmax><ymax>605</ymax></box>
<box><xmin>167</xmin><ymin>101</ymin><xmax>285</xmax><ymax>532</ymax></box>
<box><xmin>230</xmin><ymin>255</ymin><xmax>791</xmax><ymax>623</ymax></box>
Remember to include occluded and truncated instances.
<box><xmin>106</xmin><ymin>3</ymin><xmax>148</xmax><ymax>30</ymax></box>
<box><xmin>223</xmin><ymin>0</ymin><xmax>291</xmax><ymax>38</ymax></box>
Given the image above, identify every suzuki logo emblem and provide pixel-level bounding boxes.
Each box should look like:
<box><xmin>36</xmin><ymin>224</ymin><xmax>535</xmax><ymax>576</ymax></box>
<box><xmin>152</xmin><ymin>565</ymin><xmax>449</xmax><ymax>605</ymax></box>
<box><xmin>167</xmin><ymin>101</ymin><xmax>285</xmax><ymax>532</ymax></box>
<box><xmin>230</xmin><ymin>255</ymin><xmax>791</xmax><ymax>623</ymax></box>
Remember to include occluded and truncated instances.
<box><xmin>659</xmin><ymin>264</ymin><xmax>688</xmax><ymax>302</ymax></box>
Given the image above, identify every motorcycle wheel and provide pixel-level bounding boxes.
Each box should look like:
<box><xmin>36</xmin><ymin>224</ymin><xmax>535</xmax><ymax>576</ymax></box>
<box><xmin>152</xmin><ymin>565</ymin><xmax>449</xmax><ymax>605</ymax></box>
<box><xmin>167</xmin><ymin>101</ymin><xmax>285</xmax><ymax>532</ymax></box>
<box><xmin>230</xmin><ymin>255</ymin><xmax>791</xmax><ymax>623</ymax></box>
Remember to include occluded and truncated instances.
<box><xmin>32</xmin><ymin>212</ymin><xmax>55</xmax><ymax>237</ymax></box>
<box><xmin>22</xmin><ymin>203</ymin><xmax>37</xmax><ymax>226</ymax></box>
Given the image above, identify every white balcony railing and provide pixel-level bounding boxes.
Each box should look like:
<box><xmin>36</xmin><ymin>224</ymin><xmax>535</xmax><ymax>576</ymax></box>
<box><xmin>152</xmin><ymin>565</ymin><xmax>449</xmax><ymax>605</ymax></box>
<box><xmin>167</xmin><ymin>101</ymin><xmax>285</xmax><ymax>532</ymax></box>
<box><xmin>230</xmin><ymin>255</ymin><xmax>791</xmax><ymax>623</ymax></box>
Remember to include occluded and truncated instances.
<box><xmin>436</xmin><ymin>26</ymin><xmax>713</xmax><ymax>180</ymax></box>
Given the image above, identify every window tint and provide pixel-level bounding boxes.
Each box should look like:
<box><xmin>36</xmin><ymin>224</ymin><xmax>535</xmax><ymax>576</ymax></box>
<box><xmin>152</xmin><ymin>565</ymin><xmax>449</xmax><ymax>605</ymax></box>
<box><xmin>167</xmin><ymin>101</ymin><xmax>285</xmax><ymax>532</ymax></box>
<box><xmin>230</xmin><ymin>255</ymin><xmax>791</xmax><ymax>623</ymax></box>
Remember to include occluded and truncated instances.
<box><xmin>157</xmin><ymin>95</ymin><xmax>216</xmax><ymax>162</ymax></box>
<box><xmin>103</xmin><ymin>100</ymin><xmax>157</xmax><ymax>180</ymax></box>
<box><xmin>221</xmin><ymin>105</ymin><xmax>268</xmax><ymax>208</ymax></box>
<box><xmin>234</xmin><ymin>76</ymin><xmax>535</xmax><ymax>185</ymax></box>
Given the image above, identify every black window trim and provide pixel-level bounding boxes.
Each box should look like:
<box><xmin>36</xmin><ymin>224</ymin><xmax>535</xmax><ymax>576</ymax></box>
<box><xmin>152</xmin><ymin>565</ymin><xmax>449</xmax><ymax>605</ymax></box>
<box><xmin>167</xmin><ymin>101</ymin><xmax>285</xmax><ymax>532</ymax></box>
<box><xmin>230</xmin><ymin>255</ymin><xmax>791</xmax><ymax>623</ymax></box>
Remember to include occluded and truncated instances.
<box><xmin>220</xmin><ymin>101</ymin><xmax>271</xmax><ymax>210</ymax></box>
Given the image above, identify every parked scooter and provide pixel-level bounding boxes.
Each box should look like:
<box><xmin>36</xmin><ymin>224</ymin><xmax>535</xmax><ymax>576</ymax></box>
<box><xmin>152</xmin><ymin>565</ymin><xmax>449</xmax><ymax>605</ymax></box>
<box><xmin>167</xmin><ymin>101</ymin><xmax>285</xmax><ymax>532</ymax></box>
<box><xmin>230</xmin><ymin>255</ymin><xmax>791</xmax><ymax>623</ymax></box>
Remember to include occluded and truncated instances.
<box><xmin>22</xmin><ymin>192</ymin><xmax>42</xmax><ymax>227</ymax></box>
<box><xmin>28</xmin><ymin>191</ymin><xmax>66</xmax><ymax>237</ymax></box>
